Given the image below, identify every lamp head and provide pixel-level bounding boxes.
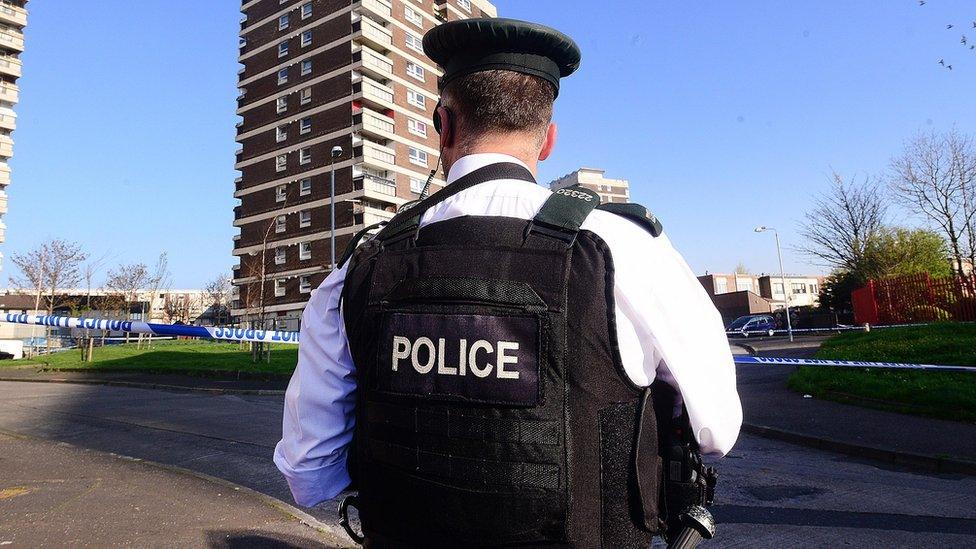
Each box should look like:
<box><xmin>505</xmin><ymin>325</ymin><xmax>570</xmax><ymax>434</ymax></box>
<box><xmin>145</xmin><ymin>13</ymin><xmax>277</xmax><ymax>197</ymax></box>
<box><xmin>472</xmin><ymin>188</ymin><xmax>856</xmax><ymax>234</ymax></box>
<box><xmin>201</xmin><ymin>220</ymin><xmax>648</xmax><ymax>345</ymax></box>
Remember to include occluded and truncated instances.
<box><xmin>754</xmin><ymin>226</ymin><xmax>767</xmax><ymax>233</ymax></box>
<box><xmin>331</xmin><ymin>146</ymin><xmax>344</xmax><ymax>159</ymax></box>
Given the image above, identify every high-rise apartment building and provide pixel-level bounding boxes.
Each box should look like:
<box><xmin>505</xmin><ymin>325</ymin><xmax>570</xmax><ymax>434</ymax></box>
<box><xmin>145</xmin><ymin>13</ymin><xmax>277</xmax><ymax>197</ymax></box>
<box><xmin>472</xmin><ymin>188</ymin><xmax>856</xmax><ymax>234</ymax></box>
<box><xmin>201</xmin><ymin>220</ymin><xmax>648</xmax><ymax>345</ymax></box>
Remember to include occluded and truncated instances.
<box><xmin>232</xmin><ymin>0</ymin><xmax>497</xmax><ymax>330</ymax></box>
<box><xmin>550</xmin><ymin>168</ymin><xmax>631</xmax><ymax>204</ymax></box>
<box><xmin>0</xmin><ymin>0</ymin><xmax>27</xmax><ymax>266</ymax></box>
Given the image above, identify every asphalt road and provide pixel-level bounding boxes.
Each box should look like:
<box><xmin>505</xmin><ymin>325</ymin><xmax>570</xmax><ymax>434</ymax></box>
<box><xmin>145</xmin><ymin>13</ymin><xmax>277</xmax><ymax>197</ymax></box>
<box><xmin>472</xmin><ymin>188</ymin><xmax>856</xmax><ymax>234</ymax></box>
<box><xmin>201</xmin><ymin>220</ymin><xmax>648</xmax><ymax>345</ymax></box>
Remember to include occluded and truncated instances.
<box><xmin>0</xmin><ymin>381</ymin><xmax>974</xmax><ymax>547</ymax></box>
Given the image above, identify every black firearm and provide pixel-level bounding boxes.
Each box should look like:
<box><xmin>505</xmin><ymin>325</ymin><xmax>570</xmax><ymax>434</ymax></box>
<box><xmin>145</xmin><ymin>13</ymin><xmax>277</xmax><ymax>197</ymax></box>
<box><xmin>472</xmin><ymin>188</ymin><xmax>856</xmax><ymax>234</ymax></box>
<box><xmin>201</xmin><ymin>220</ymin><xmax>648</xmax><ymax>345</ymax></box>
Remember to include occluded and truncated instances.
<box><xmin>655</xmin><ymin>384</ymin><xmax>718</xmax><ymax>549</ymax></box>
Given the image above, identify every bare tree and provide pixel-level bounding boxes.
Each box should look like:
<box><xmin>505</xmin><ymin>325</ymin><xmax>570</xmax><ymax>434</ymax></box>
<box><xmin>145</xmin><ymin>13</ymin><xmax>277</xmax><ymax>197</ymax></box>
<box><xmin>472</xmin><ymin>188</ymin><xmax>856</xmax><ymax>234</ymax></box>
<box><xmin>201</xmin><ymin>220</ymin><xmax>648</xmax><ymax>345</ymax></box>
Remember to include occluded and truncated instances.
<box><xmin>105</xmin><ymin>262</ymin><xmax>148</xmax><ymax>343</ymax></box>
<box><xmin>9</xmin><ymin>246</ymin><xmax>45</xmax><ymax>358</ymax></box>
<box><xmin>888</xmin><ymin>130</ymin><xmax>976</xmax><ymax>277</ymax></box>
<box><xmin>163</xmin><ymin>292</ymin><xmax>199</xmax><ymax>325</ymax></box>
<box><xmin>203</xmin><ymin>274</ymin><xmax>232</xmax><ymax>326</ymax></box>
<box><xmin>797</xmin><ymin>171</ymin><xmax>888</xmax><ymax>272</ymax></box>
<box><xmin>10</xmin><ymin>240</ymin><xmax>87</xmax><ymax>354</ymax></box>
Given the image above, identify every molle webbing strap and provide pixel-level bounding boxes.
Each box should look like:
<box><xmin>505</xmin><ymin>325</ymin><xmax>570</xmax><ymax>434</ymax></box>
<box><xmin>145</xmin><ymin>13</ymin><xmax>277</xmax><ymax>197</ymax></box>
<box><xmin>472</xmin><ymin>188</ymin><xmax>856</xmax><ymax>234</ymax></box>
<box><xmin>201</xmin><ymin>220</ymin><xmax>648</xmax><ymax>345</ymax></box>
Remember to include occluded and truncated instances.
<box><xmin>528</xmin><ymin>185</ymin><xmax>601</xmax><ymax>245</ymax></box>
<box><xmin>367</xmin><ymin>402</ymin><xmax>560</xmax><ymax>445</ymax></box>
<box><xmin>374</xmin><ymin>162</ymin><xmax>535</xmax><ymax>244</ymax></box>
<box><xmin>597</xmin><ymin>202</ymin><xmax>664</xmax><ymax>237</ymax></box>
<box><xmin>369</xmin><ymin>439</ymin><xmax>561</xmax><ymax>491</ymax></box>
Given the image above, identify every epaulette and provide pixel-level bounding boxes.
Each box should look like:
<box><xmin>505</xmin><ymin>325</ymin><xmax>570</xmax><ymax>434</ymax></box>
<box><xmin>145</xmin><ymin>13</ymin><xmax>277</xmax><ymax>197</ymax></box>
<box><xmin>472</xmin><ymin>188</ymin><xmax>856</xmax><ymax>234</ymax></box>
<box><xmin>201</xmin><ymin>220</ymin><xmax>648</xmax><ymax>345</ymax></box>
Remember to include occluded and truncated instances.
<box><xmin>596</xmin><ymin>203</ymin><xmax>664</xmax><ymax>237</ymax></box>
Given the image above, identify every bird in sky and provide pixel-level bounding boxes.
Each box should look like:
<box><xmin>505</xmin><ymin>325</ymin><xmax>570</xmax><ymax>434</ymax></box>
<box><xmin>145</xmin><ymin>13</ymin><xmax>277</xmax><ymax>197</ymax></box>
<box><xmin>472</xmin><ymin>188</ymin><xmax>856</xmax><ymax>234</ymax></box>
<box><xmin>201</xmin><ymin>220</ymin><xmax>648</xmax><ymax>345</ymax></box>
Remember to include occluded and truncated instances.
<box><xmin>939</xmin><ymin>58</ymin><xmax>945</xmax><ymax>65</ymax></box>
<box><xmin>918</xmin><ymin>0</ymin><xmax>925</xmax><ymax>5</ymax></box>
<box><xmin>964</xmin><ymin>36</ymin><xmax>969</xmax><ymax>45</ymax></box>
<box><xmin>947</xmin><ymin>64</ymin><xmax>954</xmax><ymax>70</ymax></box>
<box><xmin>947</xmin><ymin>24</ymin><xmax>954</xmax><ymax>30</ymax></box>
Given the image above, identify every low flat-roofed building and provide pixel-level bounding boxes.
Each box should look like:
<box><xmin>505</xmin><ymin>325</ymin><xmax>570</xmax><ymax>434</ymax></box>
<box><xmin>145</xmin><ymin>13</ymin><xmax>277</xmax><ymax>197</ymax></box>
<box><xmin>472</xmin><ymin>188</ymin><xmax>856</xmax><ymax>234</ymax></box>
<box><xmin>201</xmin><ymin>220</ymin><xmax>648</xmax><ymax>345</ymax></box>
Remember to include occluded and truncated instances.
<box><xmin>549</xmin><ymin>168</ymin><xmax>630</xmax><ymax>204</ymax></box>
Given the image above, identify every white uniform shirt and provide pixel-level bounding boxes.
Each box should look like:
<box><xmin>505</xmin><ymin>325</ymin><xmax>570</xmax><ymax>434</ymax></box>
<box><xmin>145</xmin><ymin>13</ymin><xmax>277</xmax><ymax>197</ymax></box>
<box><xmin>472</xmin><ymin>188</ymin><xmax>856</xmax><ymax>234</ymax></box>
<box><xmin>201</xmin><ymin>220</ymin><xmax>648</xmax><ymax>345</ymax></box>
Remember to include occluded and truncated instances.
<box><xmin>274</xmin><ymin>153</ymin><xmax>742</xmax><ymax>507</ymax></box>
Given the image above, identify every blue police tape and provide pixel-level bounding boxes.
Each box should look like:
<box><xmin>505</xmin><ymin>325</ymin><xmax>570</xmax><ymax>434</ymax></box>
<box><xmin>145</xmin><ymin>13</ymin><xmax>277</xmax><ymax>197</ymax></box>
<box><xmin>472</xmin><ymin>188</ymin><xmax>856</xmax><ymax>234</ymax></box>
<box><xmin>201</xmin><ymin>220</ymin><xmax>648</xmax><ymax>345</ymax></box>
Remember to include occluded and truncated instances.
<box><xmin>2</xmin><ymin>313</ymin><xmax>300</xmax><ymax>345</ymax></box>
<box><xmin>734</xmin><ymin>355</ymin><xmax>976</xmax><ymax>373</ymax></box>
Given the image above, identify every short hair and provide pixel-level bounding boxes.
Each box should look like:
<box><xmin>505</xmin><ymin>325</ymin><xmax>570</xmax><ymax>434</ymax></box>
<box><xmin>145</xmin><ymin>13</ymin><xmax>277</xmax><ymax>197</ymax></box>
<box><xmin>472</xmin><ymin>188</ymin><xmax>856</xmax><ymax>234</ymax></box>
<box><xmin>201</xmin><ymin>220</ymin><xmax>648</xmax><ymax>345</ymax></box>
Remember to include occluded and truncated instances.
<box><xmin>442</xmin><ymin>70</ymin><xmax>555</xmax><ymax>149</ymax></box>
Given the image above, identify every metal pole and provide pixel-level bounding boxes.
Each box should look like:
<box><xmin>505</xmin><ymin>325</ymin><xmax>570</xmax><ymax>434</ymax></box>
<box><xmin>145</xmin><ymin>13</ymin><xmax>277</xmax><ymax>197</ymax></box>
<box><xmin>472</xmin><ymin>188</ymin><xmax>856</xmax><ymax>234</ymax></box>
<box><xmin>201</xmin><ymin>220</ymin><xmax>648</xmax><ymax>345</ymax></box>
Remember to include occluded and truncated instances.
<box><xmin>330</xmin><ymin>161</ymin><xmax>336</xmax><ymax>269</ymax></box>
<box><xmin>774</xmin><ymin>230</ymin><xmax>794</xmax><ymax>342</ymax></box>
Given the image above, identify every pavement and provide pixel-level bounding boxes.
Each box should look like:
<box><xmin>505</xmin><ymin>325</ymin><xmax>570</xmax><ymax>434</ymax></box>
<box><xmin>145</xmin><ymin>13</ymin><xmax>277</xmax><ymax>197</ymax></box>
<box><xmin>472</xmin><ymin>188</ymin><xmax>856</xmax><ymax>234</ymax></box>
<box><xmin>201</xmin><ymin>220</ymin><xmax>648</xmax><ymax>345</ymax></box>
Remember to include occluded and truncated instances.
<box><xmin>733</xmin><ymin>336</ymin><xmax>976</xmax><ymax>473</ymax></box>
<box><xmin>0</xmin><ymin>365</ymin><xmax>288</xmax><ymax>395</ymax></box>
<box><xmin>0</xmin><ymin>430</ymin><xmax>345</xmax><ymax>548</ymax></box>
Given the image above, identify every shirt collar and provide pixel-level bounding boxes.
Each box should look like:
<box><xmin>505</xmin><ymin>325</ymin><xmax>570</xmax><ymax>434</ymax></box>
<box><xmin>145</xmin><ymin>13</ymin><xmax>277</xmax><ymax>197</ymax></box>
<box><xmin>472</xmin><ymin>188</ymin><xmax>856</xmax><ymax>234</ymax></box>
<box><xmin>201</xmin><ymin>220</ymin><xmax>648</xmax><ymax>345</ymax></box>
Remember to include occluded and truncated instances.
<box><xmin>446</xmin><ymin>153</ymin><xmax>533</xmax><ymax>184</ymax></box>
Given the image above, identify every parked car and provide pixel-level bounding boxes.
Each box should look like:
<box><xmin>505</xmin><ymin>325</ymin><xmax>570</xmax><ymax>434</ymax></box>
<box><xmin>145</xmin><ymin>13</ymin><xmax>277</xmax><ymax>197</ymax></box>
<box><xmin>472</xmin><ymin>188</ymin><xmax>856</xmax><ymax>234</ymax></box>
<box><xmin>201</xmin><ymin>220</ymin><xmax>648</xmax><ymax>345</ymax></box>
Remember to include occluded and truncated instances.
<box><xmin>726</xmin><ymin>314</ymin><xmax>777</xmax><ymax>337</ymax></box>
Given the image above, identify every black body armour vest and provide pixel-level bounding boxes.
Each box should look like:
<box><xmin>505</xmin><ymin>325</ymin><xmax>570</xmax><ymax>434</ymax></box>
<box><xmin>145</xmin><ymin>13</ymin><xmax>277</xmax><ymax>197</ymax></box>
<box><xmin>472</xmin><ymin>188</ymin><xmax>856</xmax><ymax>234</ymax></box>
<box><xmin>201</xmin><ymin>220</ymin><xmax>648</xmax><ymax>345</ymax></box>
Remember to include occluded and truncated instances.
<box><xmin>341</xmin><ymin>164</ymin><xmax>665</xmax><ymax>547</ymax></box>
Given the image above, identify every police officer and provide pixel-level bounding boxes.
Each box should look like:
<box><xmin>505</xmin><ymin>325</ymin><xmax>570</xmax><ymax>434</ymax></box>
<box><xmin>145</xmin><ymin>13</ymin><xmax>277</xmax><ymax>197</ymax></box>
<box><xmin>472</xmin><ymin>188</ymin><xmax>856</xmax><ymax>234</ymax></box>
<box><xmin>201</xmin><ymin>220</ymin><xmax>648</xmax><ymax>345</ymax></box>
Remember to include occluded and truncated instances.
<box><xmin>274</xmin><ymin>17</ymin><xmax>741</xmax><ymax>548</ymax></box>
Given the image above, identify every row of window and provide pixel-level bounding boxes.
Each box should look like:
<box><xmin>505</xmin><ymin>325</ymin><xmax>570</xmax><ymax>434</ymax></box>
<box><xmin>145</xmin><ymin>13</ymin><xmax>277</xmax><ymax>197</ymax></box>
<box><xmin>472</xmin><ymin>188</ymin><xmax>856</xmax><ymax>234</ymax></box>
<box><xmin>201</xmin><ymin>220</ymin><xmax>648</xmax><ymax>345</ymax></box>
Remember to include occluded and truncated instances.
<box><xmin>278</xmin><ymin>59</ymin><xmax>313</xmax><ymax>85</ymax></box>
<box><xmin>275</xmin><ymin>178</ymin><xmax>313</xmax><ymax>202</ymax></box>
<box><xmin>278</xmin><ymin>30</ymin><xmax>313</xmax><ymax>57</ymax></box>
<box><xmin>278</xmin><ymin>3</ymin><xmax>313</xmax><ymax>31</ymax></box>
<box><xmin>277</xmin><ymin>87</ymin><xmax>312</xmax><ymax>113</ymax></box>
<box><xmin>275</xmin><ymin>241</ymin><xmax>313</xmax><ymax>264</ymax></box>
<box><xmin>275</xmin><ymin>276</ymin><xmax>313</xmax><ymax>296</ymax></box>
<box><xmin>276</xmin><ymin>147</ymin><xmax>313</xmax><ymax>171</ymax></box>
<box><xmin>275</xmin><ymin>210</ymin><xmax>312</xmax><ymax>232</ymax></box>
<box><xmin>276</xmin><ymin>117</ymin><xmax>312</xmax><ymax>142</ymax></box>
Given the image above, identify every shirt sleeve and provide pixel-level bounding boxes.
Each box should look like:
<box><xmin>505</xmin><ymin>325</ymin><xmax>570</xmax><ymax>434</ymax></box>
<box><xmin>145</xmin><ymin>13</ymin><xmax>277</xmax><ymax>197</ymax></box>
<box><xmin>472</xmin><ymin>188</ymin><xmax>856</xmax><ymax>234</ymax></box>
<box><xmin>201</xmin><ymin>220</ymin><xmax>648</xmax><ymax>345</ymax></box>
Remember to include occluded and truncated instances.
<box><xmin>273</xmin><ymin>263</ymin><xmax>356</xmax><ymax>507</ymax></box>
<box><xmin>586</xmin><ymin>213</ymin><xmax>743</xmax><ymax>456</ymax></box>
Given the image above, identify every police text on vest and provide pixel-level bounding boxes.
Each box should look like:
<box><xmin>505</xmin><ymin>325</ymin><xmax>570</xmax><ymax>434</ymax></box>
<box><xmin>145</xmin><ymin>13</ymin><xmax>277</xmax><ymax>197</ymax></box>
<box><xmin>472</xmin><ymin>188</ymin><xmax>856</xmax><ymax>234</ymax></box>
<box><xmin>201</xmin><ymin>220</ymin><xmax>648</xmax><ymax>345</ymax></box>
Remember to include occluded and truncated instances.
<box><xmin>391</xmin><ymin>336</ymin><xmax>521</xmax><ymax>379</ymax></box>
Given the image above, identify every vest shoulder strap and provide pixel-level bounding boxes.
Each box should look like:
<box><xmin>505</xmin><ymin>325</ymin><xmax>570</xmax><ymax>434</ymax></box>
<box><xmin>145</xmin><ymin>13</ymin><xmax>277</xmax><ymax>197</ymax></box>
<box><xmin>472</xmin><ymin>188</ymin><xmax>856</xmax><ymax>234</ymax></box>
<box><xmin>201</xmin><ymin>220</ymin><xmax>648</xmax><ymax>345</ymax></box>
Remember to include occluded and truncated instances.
<box><xmin>527</xmin><ymin>185</ymin><xmax>602</xmax><ymax>245</ymax></box>
<box><xmin>596</xmin><ymin>202</ymin><xmax>664</xmax><ymax>237</ymax></box>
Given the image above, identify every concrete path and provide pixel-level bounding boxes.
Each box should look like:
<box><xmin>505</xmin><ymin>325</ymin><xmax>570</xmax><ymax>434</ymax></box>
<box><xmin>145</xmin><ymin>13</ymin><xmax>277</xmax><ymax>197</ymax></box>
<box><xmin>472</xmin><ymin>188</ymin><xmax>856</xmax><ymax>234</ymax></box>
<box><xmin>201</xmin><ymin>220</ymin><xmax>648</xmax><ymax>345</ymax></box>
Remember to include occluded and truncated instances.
<box><xmin>2</xmin><ymin>381</ymin><xmax>975</xmax><ymax>546</ymax></box>
<box><xmin>0</xmin><ymin>431</ymin><xmax>343</xmax><ymax>548</ymax></box>
<box><xmin>737</xmin><ymin>338</ymin><xmax>976</xmax><ymax>470</ymax></box>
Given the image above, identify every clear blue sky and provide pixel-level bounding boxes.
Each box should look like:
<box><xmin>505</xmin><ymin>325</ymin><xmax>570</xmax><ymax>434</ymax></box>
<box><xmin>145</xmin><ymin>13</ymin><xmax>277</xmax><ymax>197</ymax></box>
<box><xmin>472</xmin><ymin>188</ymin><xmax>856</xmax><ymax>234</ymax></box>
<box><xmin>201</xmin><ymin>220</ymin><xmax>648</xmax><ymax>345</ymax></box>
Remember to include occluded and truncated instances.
<box><xmin>6</xmin><ymin>0</ymin><xmax>976</xmax><ymax>287</ymax></box>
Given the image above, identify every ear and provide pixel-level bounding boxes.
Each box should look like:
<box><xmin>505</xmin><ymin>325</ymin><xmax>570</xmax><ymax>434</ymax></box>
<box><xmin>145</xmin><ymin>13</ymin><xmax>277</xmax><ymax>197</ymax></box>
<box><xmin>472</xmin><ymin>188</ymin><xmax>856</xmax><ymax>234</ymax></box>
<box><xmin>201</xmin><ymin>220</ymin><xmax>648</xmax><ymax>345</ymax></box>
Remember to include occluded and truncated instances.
<box><xmin>436</xmin><ymin>105</ymin><xmax>454</xmax><ymax>149</ymax></box>
<box><xmin>538</xmin><ymin>122</ymin><xmax>557</xmax><ymax>161</ymax></box>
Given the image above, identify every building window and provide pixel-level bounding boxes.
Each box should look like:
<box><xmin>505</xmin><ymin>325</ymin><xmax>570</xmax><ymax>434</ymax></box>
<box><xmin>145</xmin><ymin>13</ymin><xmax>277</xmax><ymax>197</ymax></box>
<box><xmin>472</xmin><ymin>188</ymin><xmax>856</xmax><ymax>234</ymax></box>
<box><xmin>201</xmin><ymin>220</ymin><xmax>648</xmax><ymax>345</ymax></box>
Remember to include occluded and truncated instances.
<box><xmin>300</xmin><ymin>210</ymin><xmax>311</xmax><ymax>228</ymax></box>
<box><xmin>278</xmin><ymin>68</ymin><xmax>289</xmax><ymax>85</ymax></box>
<box><xmin>300</xmin><ymin>117</ymin><xmax>311</xmax><ymax>134</ymax></box>
<box><xmin>275</xmin><ymin>247</ymin><xmax>286</xmax><ymax>265</ymax></box>
<box><xmin>300</xmin><ymin>276</ymin><xmax>312</xmax><ymax>294</ymax></box>
<box><xmin>301</xmin><ymin>60</ymin><xmax>312</xmax><ymax>76</ymax></box>
<box><xmin>276</xmin><ymin>184</ymin><xmax>287</xmax><ymax>202</ymax></box>
<box><xmin>276</xmin><ymin>125</ymin><xmax>288</xmax><ymax>142</ymax></box>
<box><xmin>810</xmin><ymin>283</ymin><xmax>819</xmax><ymax>295</ymax></box>
<box><xmin>773</xmin><ymin>282</ymin><xmax>785</xmax><ymax>295</ymax></box>
<box><xmin>405</xmin><ymin>32</ymin><xmax>423</xmax><ymax>53</ymax></box>
<box><xmin>301</xmin><ymin>2</ymin><xmax>312</xmax><ymax>19</ymax></box>
<box><xmin>736</xmin><ymin>279</ymin><xmax>753</xmax><ymax>292</ymax></box>
<box><xmin>279</xmin><ymin>14</ymin><xmax>290</xmax><ymax>30</ymax></box>
<box><xmin>275</xmin><ymin>279</ymin><xmax>286</xmax><ymax>297</ymax></box>
<box><xmin>407</xmin><ymin>118</ymin><xmax>428</xmax><ymax>138</ymax></box>
<box><xmin>408</xmin><ymin>147</ymin><xmax>428</xmax><ymax>167</ymax></box>
<box><xmin>278</xmin><ymin>41</ymin><xmax>289</xmax><ymax>57</ymax></box>
<box><xmin>277</xmin><ymin>96</ymin><xmax>288</xmax><ymax>113</ymax></box>
<box><xmin>276</xmin><ymin>154</ymin><xmax>287</xmax><ymax>172</ymax></box>
<box><xmin>275</xmin><ymin>215</ymin><xmax>287</xmax><ymax>233</ymax></box>
<box><xmin>406</xmin><ymin>88</ymin><xmax>426</xmax><ymax>109</ymax></box>
<box><xmin>715</xmin><ymin>278</ymin><xmax>727</xmax><ymax>294</ymax></box>
<box><xmin>457</xmin><ymin>0</ymin><xmax>472</xmax><ymax>11</ymax></box>
<box><xmin>300</xmin><ymin>178</ymin><xmax>312</xmax><ymax>196</ymax></box>
<box><xmin>300</xmin><ymin>241</ymin><xmax>312</xmax><ymax>260</ymax></box>
<box><xmin>301</xmin><ymin>30</ymin><xmax>312</xmax><ymax>47</ymax></box>
<box><xmin>791</xmin><ymin>282</ymin><xmax>807</xmax><ymax>294</ymax></box>
<box><xmin>299</xmin><ymin>147</ymin><xmax>311</xmax><ymax>164</ymax></box>
<box><xmin>406</xmin><ymin>62</ymin><xmax>425</xmax><ymax>82</ymax></box>
<box><xmin>410</xmin><ymin>177</ymin><xmax>425</xmax><ymax>194</ymax></box>
<box><xmin>404</xmin><ymin>6</ymin><xmax>423</xmax><ymax>27</ymax></box>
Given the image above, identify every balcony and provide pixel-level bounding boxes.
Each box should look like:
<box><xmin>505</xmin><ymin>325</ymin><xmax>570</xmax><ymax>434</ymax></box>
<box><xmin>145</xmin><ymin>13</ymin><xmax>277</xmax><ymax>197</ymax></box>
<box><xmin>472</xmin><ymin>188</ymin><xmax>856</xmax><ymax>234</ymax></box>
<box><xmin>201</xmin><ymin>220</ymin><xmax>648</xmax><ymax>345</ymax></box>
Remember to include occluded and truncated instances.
<box><xmin>357</xmin><ymin>107</ymin><xmax>394</xmax><ymax>138</ymax></box>
<box><xmin>0</xmin><ymin>54</ymin><xmax>20</xmax><ymax>79</ymax></box>
<box><xmin>362</xmin><ymin>173</ymin><xmax>397</xmax><ymax>197</ymax></box>
<box><xmin>0</xmin><ymin>163</ymin><xmax>9</xmax><ymax>185</ymax></box>
<box><xmin>0</xmin><ymin>134</ymin><xmax>13</xmax><ymax>158</ymax></box>
<box><xmin>0</xmin><ymin>190</ymin><xmax>7</xmax><ymax>215</ymax></box>
<box><xmin>0</xmin><ymin>109</ymin><xmax>14</xmax><ymax>131</ymax></box>
<box><xmin>0</xmin><ymin>3</ymin><xmax>27</xmax><ymax>28</ymax></box>
<box><xmin>363</xmin><ymin>206</ymin><xmax>395</xmax><ymax>227</ymax></box>
<box><xmin>357</xmin><ymin>75</ymin><xmax>395</xmax><ymax>110</ymax></box>
<box><xmin>0</xmin><ymin>25</ymin><xmax>24</xmax><ymax>53</ymax></box>
<box><xmin>0</xmin><ymin>219</ymin><xmax>5</xmax><ymax>243</ymax></box>
<box><xmin>361</xmin><ymin>140</ymin><xmax>396</xmax><ymax>167</ymax></box>
<box><xmin>0</xmin><ymin>82</ymin><xmax>17</xmax><ymax>103</ymax></box>
<box><xmin>355</xmin><ymin>44</ymin><xmax>393</xmax><ymax>80</ymax></box>
<box><xmin>353</xmin><ymin>14</ymin><xmax>393</xmax><ymax>51</ymax></box>
<box><xmin>359</xmin><ymin>0</ymin><xmax>392</xmax><ymax>21</ymax></box>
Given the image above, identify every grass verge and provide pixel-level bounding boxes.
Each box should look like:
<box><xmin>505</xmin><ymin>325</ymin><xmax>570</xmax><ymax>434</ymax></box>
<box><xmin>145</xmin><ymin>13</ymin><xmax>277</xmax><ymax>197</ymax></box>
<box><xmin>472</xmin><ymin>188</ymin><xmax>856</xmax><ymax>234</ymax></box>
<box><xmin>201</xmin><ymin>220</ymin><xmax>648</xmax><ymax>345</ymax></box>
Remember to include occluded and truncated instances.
<box><xmin>1</xmin><ymin>339</ymin><xmax>299</xmax><ymax>377</ymax></box>
<box><xmin>788</xmin><ymin>323</ymin><xmax>976</xmax><ymax>422</ymax></box>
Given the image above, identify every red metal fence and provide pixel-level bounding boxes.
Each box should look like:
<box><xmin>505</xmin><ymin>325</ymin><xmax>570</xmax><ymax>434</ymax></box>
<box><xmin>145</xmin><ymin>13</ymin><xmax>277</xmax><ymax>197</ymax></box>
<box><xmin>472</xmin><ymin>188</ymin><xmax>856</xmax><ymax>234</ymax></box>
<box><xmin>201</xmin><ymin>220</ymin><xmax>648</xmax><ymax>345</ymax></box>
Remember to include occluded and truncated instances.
<box><xmin>852</xmin><ymin>273</ymin><xmax>976</xmax><ymax>325</ymax></box>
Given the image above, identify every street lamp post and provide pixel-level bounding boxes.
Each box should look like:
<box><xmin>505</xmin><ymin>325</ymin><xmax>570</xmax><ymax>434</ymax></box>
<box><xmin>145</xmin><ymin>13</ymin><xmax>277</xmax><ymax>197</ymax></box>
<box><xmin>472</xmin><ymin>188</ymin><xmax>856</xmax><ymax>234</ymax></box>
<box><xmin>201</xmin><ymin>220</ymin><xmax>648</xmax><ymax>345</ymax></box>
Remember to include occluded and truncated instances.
<box><xmin>330</xmin><ymin>146</ymin><xmax>344</xmax><ymax>270</ymax></box>
<box><xmin>755</xmin><ymin>226</ymin><xmax>794</xmax><ymax>342</ymax></box>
